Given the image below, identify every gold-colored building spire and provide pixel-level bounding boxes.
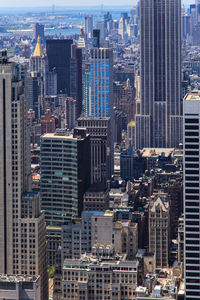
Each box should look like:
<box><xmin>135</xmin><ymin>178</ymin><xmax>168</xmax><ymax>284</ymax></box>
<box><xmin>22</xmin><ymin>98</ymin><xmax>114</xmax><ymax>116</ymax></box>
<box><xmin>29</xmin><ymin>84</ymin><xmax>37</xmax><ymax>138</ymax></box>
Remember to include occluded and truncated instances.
<box><xmin>33</xmin><ymin>36</ymin><xmax>45</xmax><ymax>57</ymax></box>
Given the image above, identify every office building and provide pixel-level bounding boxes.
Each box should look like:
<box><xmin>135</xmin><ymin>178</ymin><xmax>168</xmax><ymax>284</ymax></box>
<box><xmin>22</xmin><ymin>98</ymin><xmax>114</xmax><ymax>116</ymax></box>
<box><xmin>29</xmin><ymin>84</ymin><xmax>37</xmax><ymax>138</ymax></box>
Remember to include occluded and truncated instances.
<box><xmin>40</xmin><ymin>128</ymin><xmax>91</xmax><ymax>226</ymax></box>
<box><xmin>84</xmin><ymin>15</ymin><xmax>93</xmax><ymax>39</ymax></box>
<box><xmin>62</xmin><ymin>254</ymin><xmax>139</xmax><ymax>300</ymax></box>
<box><xmin>26</xmin><ymin>71</ymin><xmax>44</xmax><ymax>119</ymax></box>
<box><xmin>77</xmin><ymin>117</ymin><xmax>113</xmax><ymax>185</ymax></box>
<box><xmin>149</xmin><ymin>193</ymin><xmax>170</xmax><ymax>269</ymax></box>
<box><xmin>33</xmin><ymin>23</ymin><xmax>44</xmax><ymax>41</ymax></box>
<box><xmin>91</xmin><ymin>211</ymin><xmax>138</xmax><ymax>260</ymax></box>
<box><xmin>62</xmin><ymin>210</ymin><xmax>138</xmax><ymax>262</ymax></box>
<box><xmin>120</xmin><ymin>146</ymin><xmax>135</xmax><ymax>181</ymax></box>
<box><xmin>93</xmin><ymin>29</ymin><xmax>100</xmax><ymax>48</ymax></box>
<box><xmin>89</xmin><ymin>48</ymin><xmax>113</xmax><ymax>118</ymax></box>
<box><xmin>0</xmin><ymin>50</ymin><xmax>48</xmax><ymax>300</ymax></box>
<box><xmin>113</xmin><ymin>79</ymin><xmax>135</xmax><ymax>123</ymax></box>
<box><xmin>83</xmin><ymin>183</ymin><xmax>109</xmax><ymax>211</ymax></box>
<box><xmin>184</xmin><ymin>91</ymin><xmax>200</xmax><ymax>299</ymax></box>
<box><xmin>29</xmin><ymin>37</ymin><xmax>57</xmax><ymax>108</ymax></box>
<box><xmin>64</xmin><ymin>97</ymin><xmax>76</xmax><ymax>131</ymax></box>
<box><xmin>136</xmin><ymin>0</ymin><xmax>182</xmax><ymax>148</ymax></box>
<box><xmin>30</xmin><ymin>37</ymin><xmax>48</xmax><ymax>75</ymax></box>
<box><xmin>41</xmin><ymin>112</ymin><xmax>56</xmax><ymax>135</ymax></box>
<box><xmin>0</xmin><ymin>275</ymin><xmax>40</xmax><ymax>300</ymax></box>
<box><xmin>83</xmin><ymin>66</ymin><xmax>90</xmax><ymax>117</ymax></box>
<box><xmin>46</xmin><ymin>39</ymin><xmax>73</xmax><ymax>95</ymax></box>
<box><xmin>77</xmin><ymin>26</ymin><xmax>86</xmax><ymax>49</ymax></box>
<box><xmin>70</xmin><ymin>44</ymin><xmax>83</xmax><ymax>118</ymax></box>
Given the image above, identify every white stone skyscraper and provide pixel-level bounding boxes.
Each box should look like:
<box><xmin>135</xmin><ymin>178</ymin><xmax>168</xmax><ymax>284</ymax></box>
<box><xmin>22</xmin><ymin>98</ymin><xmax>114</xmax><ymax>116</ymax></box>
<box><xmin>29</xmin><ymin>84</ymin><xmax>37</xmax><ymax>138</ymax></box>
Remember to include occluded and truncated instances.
<box><xmin>135</xmin><ymin>0</ymin><xmax>182</xmax><ymax>149</ymax></box>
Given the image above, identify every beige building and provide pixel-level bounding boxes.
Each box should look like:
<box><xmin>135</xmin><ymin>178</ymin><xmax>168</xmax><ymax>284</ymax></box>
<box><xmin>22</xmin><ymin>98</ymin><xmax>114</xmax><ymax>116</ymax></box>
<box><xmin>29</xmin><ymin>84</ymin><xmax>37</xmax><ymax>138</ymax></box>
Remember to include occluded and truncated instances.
<box><xmin>91</xmin><ymin>211</ymin><xmax>138</xmax><ymax>260</ymax></box>
<box><xmin>62</xmin><ymin>210</ymin><xmax>138</xmax><ymax>262</ymax></box>
<box><xmin>149</xmin><ymin>193</ymin><xmax>170</xmax><ymax>269</ymax></box>
<box><xmin>0</xmin><ymin>274</ymin><xmax>40</xmax><ymax>300</ymax></box>
<box><xmin>0</xmin><ymin>51</ymin><xmax>48</xmax><ymax>299</ymax></box>
<box><xmin>62</xmin><ymin>254</ymin><xmax>139</xmax><ymax>300</ymax></box>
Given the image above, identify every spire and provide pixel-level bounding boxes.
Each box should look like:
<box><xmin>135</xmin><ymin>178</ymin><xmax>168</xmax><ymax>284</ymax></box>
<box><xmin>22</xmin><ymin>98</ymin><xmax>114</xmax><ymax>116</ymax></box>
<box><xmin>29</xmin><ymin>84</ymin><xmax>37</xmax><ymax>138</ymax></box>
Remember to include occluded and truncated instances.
<box><xmin>33</xmin><ymin>36</ymin><xmax>45</xmax><ymax>57</ymax></box>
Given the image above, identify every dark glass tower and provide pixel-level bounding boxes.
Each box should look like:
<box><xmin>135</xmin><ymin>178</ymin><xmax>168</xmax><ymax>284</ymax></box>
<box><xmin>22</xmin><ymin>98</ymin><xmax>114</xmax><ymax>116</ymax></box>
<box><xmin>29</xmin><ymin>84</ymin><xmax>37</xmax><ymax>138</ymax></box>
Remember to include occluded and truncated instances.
<box><xmin>46</xmin><ymin>39</ymin><xmax>73</xmax><ymax>95</ymax></box>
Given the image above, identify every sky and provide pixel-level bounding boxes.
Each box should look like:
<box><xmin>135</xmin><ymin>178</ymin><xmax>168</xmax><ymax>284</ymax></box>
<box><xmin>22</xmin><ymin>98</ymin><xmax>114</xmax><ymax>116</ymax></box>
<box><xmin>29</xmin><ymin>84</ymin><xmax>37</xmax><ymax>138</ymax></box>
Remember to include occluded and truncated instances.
<box><xmin>0</xmin><ymin>0</ymin><xmax>195</xmax><ymax>8</ymax></box>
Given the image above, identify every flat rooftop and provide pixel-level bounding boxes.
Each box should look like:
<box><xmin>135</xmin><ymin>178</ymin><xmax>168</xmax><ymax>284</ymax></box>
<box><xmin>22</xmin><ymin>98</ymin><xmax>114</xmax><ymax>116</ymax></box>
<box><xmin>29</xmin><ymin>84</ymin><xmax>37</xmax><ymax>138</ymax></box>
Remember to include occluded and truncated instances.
<box><xmin>0</xmin><ymin>275</ymin><xmax>39</xmax><ymax>283</ymax></box>
<box><xmin>184</xmin><ymin>91</ymin><xmax>200</xmax><ymax>101</ymax></box>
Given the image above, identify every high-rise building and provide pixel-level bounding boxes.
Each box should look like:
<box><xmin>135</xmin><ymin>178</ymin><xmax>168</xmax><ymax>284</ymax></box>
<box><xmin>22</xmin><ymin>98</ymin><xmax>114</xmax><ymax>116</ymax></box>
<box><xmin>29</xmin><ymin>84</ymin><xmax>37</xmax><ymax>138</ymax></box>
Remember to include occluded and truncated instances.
<box><xmin>84</xmin><ymin>15</ymin><xmax>93</xmax><ymax>39</ymax></box>
<box><xmin>30</xmin><ymin>37</ymin><xmax>48</xmax><ymax>75</ymax></box>
<box><xmin>196</xmin><ymin>0</ymin><xmax>200</xmax><ymax>23</ymax></box>
<box><xmin>0</xmin><ymin>50</ymin><xmax>48</xmax><ymax>300</ymax></box>
<box><xmin>89</xmin><ymin>48</ymin><xmax>113</xmax><ymax>118</ymax></box>
<box><xmin>149</xmin><ymin>193</ymin><xmax>170</xmax><ymax>269</ymax></box>
<box><xmin>77</xmin><ymin>117</ymin><xmax>113</xmax><ymax>185</ymax></box>
<box><xmin>46</xmin><ymin>39</ymin><xmax>73</xmax><ymax>95</ymax></box>
<box><xmin>28</xmin><ymin>37</ymin><xmax>57</xmax><ymax>113</ymax></box>
<box><xmin>40</xmin><ymin>128</ymin><xmax>91</xmax><ymax>226</ymax></box>
<box><xmin>136</xmin><ymin>0</ymin><xmax>182</xmax><ymax>149</ymax></box>
<box><xmin>184</xmin><ymin>91</ymin><xmax>200</xmax><ymax>300</ymax></box>
<box><xmin>70</xmin><ymin>44</ymin><xmax>83</xmax><ymax>118</ymax></box>
<box><xmin>33</xmin><ymin>23</ymin><xmax>44</xmax><ymax>41</ymax></box>
<box><xmin>83</xmin><ymin>65</ymin><xmax>90</xmax><ymax>117</ymax></box>
<box><xmin>93</xmin><ymin>29</ymin><xmax>100</xmax><ymax>48</ymax></box>
<box><xmin>64</xmin><ymin>96</ymin><xmax>76</xmax><ymax>131</ymax></box>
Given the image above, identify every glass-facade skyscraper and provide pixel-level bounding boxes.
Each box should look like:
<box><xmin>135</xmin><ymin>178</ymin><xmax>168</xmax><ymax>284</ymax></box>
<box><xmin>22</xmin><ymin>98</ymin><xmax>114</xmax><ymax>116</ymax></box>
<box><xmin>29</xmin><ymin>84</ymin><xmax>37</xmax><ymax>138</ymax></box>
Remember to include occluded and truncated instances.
<box><xmin>89</xmin><ymin>48</ymin><xmax>113</xmax><ymax>118</ymax></box>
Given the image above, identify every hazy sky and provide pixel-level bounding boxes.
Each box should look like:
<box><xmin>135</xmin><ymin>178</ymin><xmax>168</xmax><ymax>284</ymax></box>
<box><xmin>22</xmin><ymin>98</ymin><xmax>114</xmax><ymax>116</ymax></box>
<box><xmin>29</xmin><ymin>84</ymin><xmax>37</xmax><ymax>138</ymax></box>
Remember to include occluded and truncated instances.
<box><xmin>0</xmin><ymin>0</ymin><xmax>195</xmax><ymax>7</ymax></box>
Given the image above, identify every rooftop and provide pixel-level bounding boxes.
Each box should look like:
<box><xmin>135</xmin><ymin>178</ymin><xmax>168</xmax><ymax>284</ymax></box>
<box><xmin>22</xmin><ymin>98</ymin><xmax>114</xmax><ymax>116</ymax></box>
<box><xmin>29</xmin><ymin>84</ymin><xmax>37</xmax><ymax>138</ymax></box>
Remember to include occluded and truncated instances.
<box><xmin>0</xmin><ymin>275</ymin><xmax>39</xmax><ymax>283</ymax></box>
<box><xmin>184</xmin><ymin>90</ymin><xmax>200</xmax><ymax>101</ymax></box>
<box><xmin>32</xmin><ymin>36</ymin><xmax>45</xmax><ymax>57</ymax></box>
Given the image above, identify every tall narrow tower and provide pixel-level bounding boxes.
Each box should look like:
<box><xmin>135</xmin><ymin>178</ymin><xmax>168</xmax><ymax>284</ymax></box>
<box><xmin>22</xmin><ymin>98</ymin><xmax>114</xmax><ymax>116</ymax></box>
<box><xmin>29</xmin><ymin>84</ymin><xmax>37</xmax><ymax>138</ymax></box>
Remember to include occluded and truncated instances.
<box><xmin>0</xmin><ymin>50</ymin><xmax>48</xmax><ymax>299</ymax></box>
<box><xmin>184</xmin><ymin>91</ymin><xmax>200</xmax><ymax>300</ymax></box>
<box><xmin>136</xmin><ymin>0</ymin><xmax>182</xmax><ymax>149</ymax></box>
<box><xmin>89</xmin><ymin>48</ymin><xmax>113</xmax><ymax>118</ymax></box>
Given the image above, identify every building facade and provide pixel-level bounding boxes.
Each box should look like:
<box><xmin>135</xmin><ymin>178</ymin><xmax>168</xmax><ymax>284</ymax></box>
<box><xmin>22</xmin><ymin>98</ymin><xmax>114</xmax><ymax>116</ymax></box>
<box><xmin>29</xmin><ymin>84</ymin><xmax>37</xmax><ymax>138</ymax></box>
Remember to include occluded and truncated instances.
<box><xmin>0</xmin><ymin>50</ymin><xmax>48</xmax><ymax>300</ymax></box>
<box><xmin>89</xmin><ymin>48</ymin><xmax>113</xmax><ymax>118</ymax></box>
<box><xmin>62</xmin><ymin>255</ymin><xmax>139</xmax><ymax>300</ymax></box>
<box><xmin>136</xmin><ymin>0</ymin><xmax>182</xmax><ymax>149</ymax></box>
<box><xmin>149</xmin><ymin>193</ymin><xmax>170</xmax><ymax>269</ymax></box>
<box><xmin>40</xmin><ymin>128</ymin><xmax>91</xmax><ymax>226</ymax></box>
<box><xmin>77</xmin><ymin>117</ymin><xmax>113</xmax><ymax>185</ymax></box>
<box><xmin>46</xmin><ymin>39</ymin><xmax>73</xmax><ymax>95</ymax></box>
<box><xmin>184</xmin><ymin>91</ymin><xmax>200</xmax><ymax>299</ymax></box>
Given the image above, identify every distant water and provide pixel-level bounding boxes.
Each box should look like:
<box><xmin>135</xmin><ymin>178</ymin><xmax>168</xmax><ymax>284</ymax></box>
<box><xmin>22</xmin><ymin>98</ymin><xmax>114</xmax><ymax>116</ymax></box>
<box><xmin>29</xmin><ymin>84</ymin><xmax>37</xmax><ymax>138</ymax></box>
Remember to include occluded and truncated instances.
<box><xmin>0</xmin><ymin>7</ymin><xmax>132</xmax><ymax>38</ymax></box>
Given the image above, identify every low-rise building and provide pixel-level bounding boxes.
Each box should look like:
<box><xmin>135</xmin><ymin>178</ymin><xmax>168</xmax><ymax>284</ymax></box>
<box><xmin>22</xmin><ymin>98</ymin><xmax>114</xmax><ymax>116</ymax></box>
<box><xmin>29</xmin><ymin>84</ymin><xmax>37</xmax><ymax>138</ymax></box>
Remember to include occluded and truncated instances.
<box><xmin>62</xmin><ymin>254</ymin><xmax>139</xmax><ymax>300</ymax></box>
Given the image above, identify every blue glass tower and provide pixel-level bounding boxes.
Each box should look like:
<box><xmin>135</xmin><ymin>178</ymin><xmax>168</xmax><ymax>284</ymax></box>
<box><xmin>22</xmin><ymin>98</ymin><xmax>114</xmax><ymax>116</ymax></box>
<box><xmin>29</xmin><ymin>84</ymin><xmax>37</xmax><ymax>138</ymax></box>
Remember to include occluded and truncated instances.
<box><xmin>89</xmin><ymin>48</ymin><xmax>113</xmax><ymax>118</ymax></box>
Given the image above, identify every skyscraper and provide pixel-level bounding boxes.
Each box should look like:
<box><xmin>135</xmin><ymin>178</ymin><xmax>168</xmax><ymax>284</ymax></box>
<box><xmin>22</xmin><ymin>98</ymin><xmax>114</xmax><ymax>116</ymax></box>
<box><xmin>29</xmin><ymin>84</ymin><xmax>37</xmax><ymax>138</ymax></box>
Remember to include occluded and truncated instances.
<box><xmin>77</xmin><ymin>117</ymin><xmax>113</xmax><ymax>185</ymax></box>
<box><xmin>184</xmin><ymin>91</ymin><xmax>200</xmax><ymax>300</ymax></box>
<box><xmin>70</xmin><ymin>44</ymin><xmax>83</xmax><ymax>118</ymax></box>
<box><xmin>33</xmin><ymin>23</ymin><xmax>44</xmax><ymax>42</ymax></box>
<box><xmin>89</xmin><ymin>48</ymin><xmax>113</xmax><ymax>118</ymax></box>
<box><xmin>0</xmin><ymin>50</ymin><xmax>48</xmax><ymax>299</ymax></box>
<box><xmin>136</xmin><ymin>0</ymin><xmax>182</xmax><ymax>149</ymax></box>
<box><xmin>46</xmin><ymin>39</ymin><xmax>73</xmax><ymax>95</ymax></box>
<box><xmin>84</xmin><ymin>15</ymin><xmax>93</xmax><ymax>39</ymax></box>
<box><xmin>40</xmin><ymin>128</ymin><xmax>91</xmax><ymax>226</ymax></box>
